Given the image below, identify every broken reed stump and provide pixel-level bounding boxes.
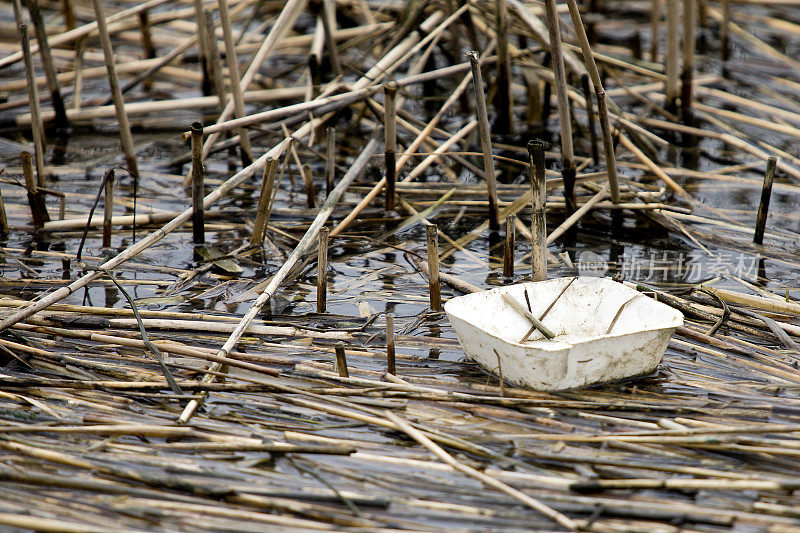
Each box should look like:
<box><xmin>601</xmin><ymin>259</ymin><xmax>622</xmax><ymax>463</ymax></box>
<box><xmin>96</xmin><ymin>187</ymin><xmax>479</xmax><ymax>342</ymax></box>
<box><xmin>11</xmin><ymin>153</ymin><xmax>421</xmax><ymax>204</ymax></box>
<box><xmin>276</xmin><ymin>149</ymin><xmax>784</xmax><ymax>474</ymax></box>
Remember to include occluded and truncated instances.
<box><xmin>384</xmin><ymin>83</ymin><xmax>397</xmax><ymax>212</ymax></box>
<box><xmin>0</xmin><ymin>186</ymin><xmax>8</xmax><ymax>236</ymax></box>
<box><xmin>528</xmin><ymin>140</ymin><xmax>547</xmax><ymax>282</ymax></box>
<box><xmin>543</xmin><ymin>0</ymin><xmax>576</xmax><ymax>214</ymax></box>
<box><xmin>190</xmin><ymin>122</ymin><xmax>205</xmax><ymax>245</ymax></box>
<box><xmin>467</xmin><ymin>51</ymin><xmax>500</xmax><ymax>230</ymax></box>
<box><xmin>754</xmin><ymin>157</ymin><xmax>777</xmax><ymax>245</ymax></box>
<box><xmin>251</xmin><ymin>157</ymin><xmax>279</xmax><ymax>247</ymax></box>
<box><xmin>504</xmin><ymin>214</ymin><xmax>515</xmax><ymax>278</ymax></box>
<box><xmin>386</xmin><ymin>313</ymin><xmax>396</xmax><ymax>375</ymax></box>
<box><xmin>102</xmin><ymin>170</ymin><xmax>114</xmax><ymax>248</ymax></box>
<box><xmin>334</xmin><ymin>342</ymin><xmax>349</xmax><ymax>377</ymax></box>
<box><xmin>425</xmin><ymin>222</ymin><xmax>442</xmax><ymax>311</ymax></box>
<box><xmin>21</xmin><ymin>151</ymin><xmax>49</xmax><ymax>228</ymax></box>
<box><xmin>17</xmin><ymin>23</ymin><xmax>46</xmax><ymax>187</ymax></box>
<box><xmin>317</xmin><ymin>227</ymin><xmax>329</xmax><ymax>314</ymax></box>
<box><xmin>301</xmin><ymin>163</ymin><xmax>317</xmax><ymax>208</ymax></box>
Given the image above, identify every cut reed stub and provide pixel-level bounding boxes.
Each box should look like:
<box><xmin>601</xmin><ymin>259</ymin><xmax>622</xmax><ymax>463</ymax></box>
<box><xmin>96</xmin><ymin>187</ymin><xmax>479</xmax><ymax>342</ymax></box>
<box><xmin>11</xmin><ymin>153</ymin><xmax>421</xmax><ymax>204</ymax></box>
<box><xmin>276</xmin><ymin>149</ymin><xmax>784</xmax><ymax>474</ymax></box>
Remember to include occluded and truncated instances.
<box><xmin>251</xmin><ymin>158</ymin><xmax>279</xmax><ymax>247</ymax></box>
<box><xmin>384</xmin><ymin>83</ymin><xmax>397</xmax><ymax>212</ymax></box>
<box><xmin>21</xmin><ymin>151</ymin><xmax>49</xmax><ymax>229</ymax></box>
<box><xmin>754</xmin><ymin>157</ymin><xmax>777</xmax><ymax>246</ymax></box>
<box><xmin>504</xmin><ymin>214</ymin><xmax>516</xmax><ymax>278</ymax></box>
<box><xmin>0</xmin><ymin>186</ymin><xmax>9</xmax><ymax>236</ymax></box>
<box><xmin>301</xmin><ymin>163</ymin><xmax>317</xmax><ymax>209</ymax></box>
<box><xmin>425</xmin><ymin>222</ymin><xmax>442</xmax><ymax>312</ymax></box>
<box><xmin>334</xmin><ymin>342</ymin><xmax>349</xmax><ymax>378</ymax></box>
<box><xmin>190</xmin><ymin>122</ymin><xmax>205</xmax><ymax>245</ymax></box>
<box><xmin>102</xmin><ymin>170</ymin><xmax>115</xmax><ymax>248</ymax></box>
<box><xmin>317</xmin><ymin>227</ymin><xmax>329</xmax><ymax>314</ymax></box>
<box><xmin>528</xmin><ymin>140</ymin><xmax>547</xmax><ymax>282</ymax></box>
<box><xmin>386</xmin><ymin>313</ymin><xmax>396</xmax><ymax>375</ymax></box>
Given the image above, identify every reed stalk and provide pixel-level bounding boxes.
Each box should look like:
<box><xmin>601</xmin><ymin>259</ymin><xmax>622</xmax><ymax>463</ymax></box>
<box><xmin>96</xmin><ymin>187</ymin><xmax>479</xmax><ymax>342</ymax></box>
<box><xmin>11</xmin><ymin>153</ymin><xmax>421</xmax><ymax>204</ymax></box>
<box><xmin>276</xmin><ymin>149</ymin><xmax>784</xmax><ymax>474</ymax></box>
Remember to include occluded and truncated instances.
<box><xmin>17</xmin><ymin>24</ymin><xmax>46</xmax><ymax>187</ymax></box>
<box><xmin>753</xmin><ymin>157</ymin><xmax>777</xmax><ymax>245</ymax></box>
<box><xmin>467</xmin><ymin>51</ymin><xmax>500</xmax><ymax>230</ymax></box>
<box><xmin>91</xmin><ymin>0</ymin><xmax>139</xmax><ymax>182</ymax></box>
<box><xmin>217</xmin><ymin>0</ymin><xmax>253</xmax><ymax>166</ymax></box>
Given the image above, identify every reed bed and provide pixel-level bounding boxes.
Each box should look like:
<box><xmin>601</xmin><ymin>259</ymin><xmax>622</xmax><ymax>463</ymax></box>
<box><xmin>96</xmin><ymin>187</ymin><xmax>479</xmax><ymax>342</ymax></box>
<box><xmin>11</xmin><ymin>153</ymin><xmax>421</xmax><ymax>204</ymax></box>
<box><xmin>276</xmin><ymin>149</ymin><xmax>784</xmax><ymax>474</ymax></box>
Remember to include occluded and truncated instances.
<box><xmin>0</xmin><ymin>0</ymin><xmax>800</xmax><ymax>531</ymax></box>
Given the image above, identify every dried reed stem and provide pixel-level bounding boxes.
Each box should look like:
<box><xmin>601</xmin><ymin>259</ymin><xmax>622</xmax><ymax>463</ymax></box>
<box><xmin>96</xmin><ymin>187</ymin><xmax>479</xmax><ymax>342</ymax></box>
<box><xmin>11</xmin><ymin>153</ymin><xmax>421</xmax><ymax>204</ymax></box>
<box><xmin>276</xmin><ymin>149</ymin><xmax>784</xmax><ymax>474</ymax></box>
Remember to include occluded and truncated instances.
<box><xmin>217</xmin><ymin>0</ymin><xmax>253</xmax><ymax>166</ymax></box>
<box><xmin>251</xmin><ymin>158</ymin><xmax>279</xmax><ymax>246</ymax></box>
<box><xmin>384</xmin><ymin>83</ymin><xmax>397</xmax><ymax>211</ymax></box>
<box><xmin>753</xmin><ymin>157</ymin><xmax>777</xmax><ymax>245</ymax></box>
<box><xmin>467</xmin><ymin>51</ymin><xmax>500</xmax><ymax>230</ymax></box>
<box><xmin>503</xmin><ymin>214</ymin><xmax>515</xmax><ymax>277</ymax></box>
<box><xmin>425</xmin><ymin>222</ymin><xmax>442</xmax><ymax>311</ymax></box>
<box><xmin>317</xmin><ymin>227</ymin><xmax>329</xmax><ymax>313</ymax></box>
<box><xmin>91</xmin><ymin>0</ymin><xmax>139</xmax><ymax>181</ymax></box>
<box><xmin>102</xmin><ymin>170</ymin><xmax>114</xmax><ymax>248</ymax></box>
<box><xmin>565</xmin><ymin>0</ymin><xmax>620</xmax><ymax>203</ymax></box>
<box><xmin>18</xmin><ymin>24</ymin><xmax>46</xmax><ymax>187</ymax></box>
<box><xmin>191</xmin><ymin>122</ymin><xmax>205</xmax><ymax>245</ymax></box>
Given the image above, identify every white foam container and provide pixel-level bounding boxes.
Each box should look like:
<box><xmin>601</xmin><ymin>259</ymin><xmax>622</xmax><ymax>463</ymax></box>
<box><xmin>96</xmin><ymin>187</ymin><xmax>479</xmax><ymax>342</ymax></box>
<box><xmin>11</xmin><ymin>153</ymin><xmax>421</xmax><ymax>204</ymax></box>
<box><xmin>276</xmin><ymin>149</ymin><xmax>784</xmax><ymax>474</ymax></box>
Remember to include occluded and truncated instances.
<box><xmin>444</xmin><ymin>277</ymin><xmax>683</xmax><ymax>390</ymax></box>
